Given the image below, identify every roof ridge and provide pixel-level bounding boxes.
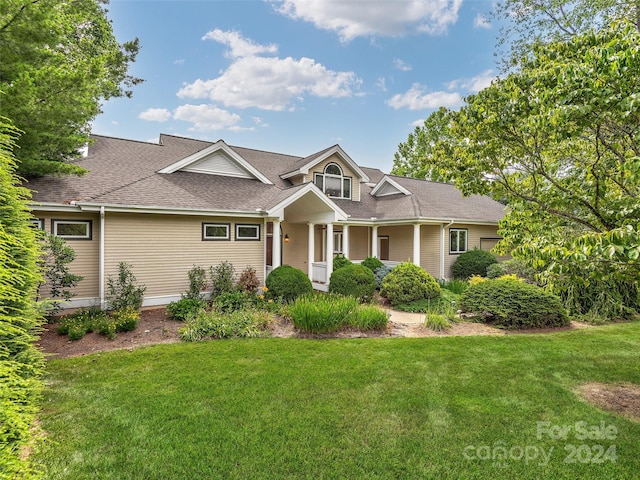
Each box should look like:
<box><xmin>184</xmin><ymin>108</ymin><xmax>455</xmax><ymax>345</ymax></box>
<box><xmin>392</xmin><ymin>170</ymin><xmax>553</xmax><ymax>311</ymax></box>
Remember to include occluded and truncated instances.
<box><xmin>91</xmin><ymin>134</ymin><xmax>163</xmax><ymax>146</ymax></box>
<box><xmin>386</xmin><ymin>173</ymin><xmax>454</xmax><ymax>186</ymax></box>
<box><xmin>230</xmin><ymin>144</ymin><xmax>302</xmax><ymax>160</ymax></box>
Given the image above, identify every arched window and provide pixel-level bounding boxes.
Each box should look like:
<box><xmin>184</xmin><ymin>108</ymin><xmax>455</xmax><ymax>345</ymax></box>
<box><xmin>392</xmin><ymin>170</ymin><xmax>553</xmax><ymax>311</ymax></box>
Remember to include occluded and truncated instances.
<box><xmin>313</xmin><ymin>163</ymin><xmax>352</xmax><ymax>199</ymax></box>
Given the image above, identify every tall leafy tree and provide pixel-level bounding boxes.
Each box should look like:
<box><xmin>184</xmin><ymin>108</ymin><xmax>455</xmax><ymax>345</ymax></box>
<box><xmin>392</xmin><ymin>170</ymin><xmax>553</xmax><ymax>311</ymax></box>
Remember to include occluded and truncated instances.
<box><xmin>0</xmin><ymin>120</ymin><xmax>45</xmax><ymax>478</ymax></box>
<box><xmin>412</xmin><ymin>22</ymin><xmax>640</xmax><ymax>317</ymax></box>
<box><xmin>0</xmin><ymin>0</ymin><xmax>142</xmax><ymax>177</ymax></box>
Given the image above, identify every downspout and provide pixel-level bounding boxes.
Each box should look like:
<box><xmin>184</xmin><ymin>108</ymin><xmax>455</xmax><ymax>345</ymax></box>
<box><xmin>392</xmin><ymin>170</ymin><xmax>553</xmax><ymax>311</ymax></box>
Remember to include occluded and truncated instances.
<box><xmin>440</xmin><ymin>220</ymin><xmax>454</xmax><ymax>280</ymax></box>
<box><xmin>99</xmin><ymin>206</ymin><xmax>105</xmax><ymax>309</ymax></box>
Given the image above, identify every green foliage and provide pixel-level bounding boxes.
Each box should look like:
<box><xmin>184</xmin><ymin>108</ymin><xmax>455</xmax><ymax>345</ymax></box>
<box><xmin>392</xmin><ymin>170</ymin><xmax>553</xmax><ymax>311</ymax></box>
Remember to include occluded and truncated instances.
<box><xmin>209</xmin><ymin>261</ymin><xmax>235</xmax><ymax>299</ymax></box>
<box><xmin>395</xmin><ymin>289</ymin><xmax>460</xmax><ymax>315</ymax></box>
<box><xmin>329</xmin><ymin>264</ymin><xmax>376</xmax><ymax>302</ymax></box>
<box><xmin>38</xmin><ymin>233</ymin><xmax>84</xmax><ymax>314</ymax></box>
<box><xmin>1</xmin><ymin>0</ymin><xmax>142</xmax><ymax>177</ymax></box>
<box><xmin>112</xmin><ymin>307</ymin><xmax>140</xmax><ymax>332</ymax></box>
<box><xmin>185</xmin><ymin>265</ymin><xmax>207</xmax><ymax>300</ymax></box>
<box><xmin>451</xmin><ymin>248</ymin><xmax>498</xmax><ymax>280</ymax></box>
<box><xmin>289</xmin><ymin>293</ymin><xmax>387</xmax><ymax>334</ymax></box>
<box><xmin>424</xmin><ymin>314</ymin><xmax>453</xmax><ymax>332</ymax></box>
<box><xmin>56</xmin><ymin>306</ymin><xmax>138</xmax><ymax>340</ymax></box>
<box><xmin>0</xmin><ymin>121</ymin><xmax>44</xmax><ymax>478</ymax></box>
<box><xmin>373</xmin><ymin>265</ymin><xmax>394</xmax><ymax>289</ymax></box>
<box><xmin>439</xmin><ymin>279</ymin><xmax>468</xmax><ymax>295</ymax></box>
<box><xmin>179</xmin><ymin>309</ymin><xmax>272</xmax><ymax>341</ymax></box>
<box><xmin>360</xmin><ymin>256</ymin><xmax>384</xmax><ymax>272</ymax></box>
<box><xmin>214</xmin><ymin>290</ymin><xmax>252</xmax><ymax>313</ymax></box>
<box><xmin>333</xmin><ymin>254</ymin><xmax>352</xmax><ymax>271</ymax></box>
<box><xmin>380</xmin><ymin>262</ymin><xmax>441</xmax><ymax>306</ymax></box>
<box><xmin>166</xmin><ymin>298</ymin><xmax>206</xmax><ymax>322</ymax></box>
<box><xmin>106</xmin><ymin>262</ymin><xmax>146</xmax><ymax>311</ymax></box>
<box><xmin>460</xmin><ymin>278</ymin><xmax>569</xmax><ymax>329</ymax></box>
<box><xmin>486</xmin><ymin>262</ymin><xmax>507</xmax><ymax>279</ymax></box>
<box><xmin>265</xmin><ymin>265</ymin><xmax>312</xmax><ymax>303</ymax></box>
<box><xmin>237</xmin><ymin>266</ymin><xmax>260</xmax><ymax>293</ymax></box>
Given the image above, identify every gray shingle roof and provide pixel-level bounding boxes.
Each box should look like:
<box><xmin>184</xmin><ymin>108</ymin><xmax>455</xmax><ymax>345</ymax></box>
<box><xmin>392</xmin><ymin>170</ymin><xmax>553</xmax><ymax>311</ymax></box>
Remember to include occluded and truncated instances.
<box><xmin>27</xmin><ymin>134</ymin><xmax>505</xmax><ymax>224</ymax></box>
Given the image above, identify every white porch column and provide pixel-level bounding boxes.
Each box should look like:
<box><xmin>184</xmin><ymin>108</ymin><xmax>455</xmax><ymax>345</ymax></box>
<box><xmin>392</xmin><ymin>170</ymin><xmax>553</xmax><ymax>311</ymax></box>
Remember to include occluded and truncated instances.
<box><xmin>371</xmin><ymin>225</ymin><xmax>378</xmax><ymax>258</ymax></box>
<box><xmin>307</xmin><ymin>222</ymin><xmax>314</xmax><ymax>279</ymax></box>
<box><xmin>326</xmin><ymin>222</ymin><xmax>334</xmax><ymax>283</ymax></box>
<box><xmin>439</xmin><ymin>223</ymin><xmax>446</xmax><ymax>279</ymax></box>
<box><xmin>272</xmin><ymin>219</ymin><xmax>281</xmax><ymax>269</ymax></box>
<box><xmin>342</xmin><ymin>224</ymin><xmax>350</xmax><ymax>259</ymax></box>
<box><xmin>413</xmin><ymin>223</ymin><xmax>421</xmax><ymax>266</ymax></box>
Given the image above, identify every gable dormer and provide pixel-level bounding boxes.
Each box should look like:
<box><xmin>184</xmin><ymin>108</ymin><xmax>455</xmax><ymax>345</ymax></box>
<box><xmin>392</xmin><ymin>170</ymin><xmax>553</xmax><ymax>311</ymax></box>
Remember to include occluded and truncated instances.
<box><xmin>280</xmin><ymin>145</ymin><xmax>369</xmax><ymax>201</ymax></box>
<box><xmin>158</xmin><ymin>140</ymin><xmax>273</xmax><ymax>185</ymax></box>
<box><xmin>370</xmin><ymin>176</ymin><xmax>412</xmax><ymax>197</ymax></box>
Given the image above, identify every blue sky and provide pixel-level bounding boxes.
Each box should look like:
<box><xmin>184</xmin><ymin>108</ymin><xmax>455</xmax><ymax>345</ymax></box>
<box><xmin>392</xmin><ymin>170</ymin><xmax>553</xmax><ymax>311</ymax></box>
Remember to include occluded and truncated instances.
<box><xmin>95</xmin><ymin>0</ymin><xmax>502</xmax><ymax>172</ymax></box>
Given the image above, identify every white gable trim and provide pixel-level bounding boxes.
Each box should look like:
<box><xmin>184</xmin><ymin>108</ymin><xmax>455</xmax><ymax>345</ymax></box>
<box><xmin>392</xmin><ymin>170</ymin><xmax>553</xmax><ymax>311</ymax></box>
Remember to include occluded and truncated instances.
<box><xmin>265</xmin><ymin>183</ymin><xmax>349</xmax><ymax>222</ymax></box>
<box><xmin>370</xmin><ymin>176</ymin><xmax>412</xmax><ymax>197</ymax></box>
<box><xmin>157</xmin><ymin>140</ymin><xmax>273</xmax><ymax>185</ymax></box>
<box><xmin>280</xmin><ymin>145</ymin><xmax>370</xmax><ymax>182</ymax></box>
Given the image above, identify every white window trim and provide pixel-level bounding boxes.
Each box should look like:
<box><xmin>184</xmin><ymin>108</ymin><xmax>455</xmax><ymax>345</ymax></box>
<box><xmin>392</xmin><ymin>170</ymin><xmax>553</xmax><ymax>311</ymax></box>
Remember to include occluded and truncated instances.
<box><xmin>313</xmin><ymin>163</ymin><xmax>352</xmax><ymax>200</ymax></box>
<box><xmin>236</xmin><ymin>223</ymin><xmax>261</xmax><ymax>241</ymax></box>
<box><xmin>202</xmin><ymin>222</ymin><xmax>230</xmax><ymax>241</ymax></box>
<box><xmin>52</xmin><ymin>219</ymin><xmax>92</xmax><ymax>240</ymax></box>
<box><xmin>31</xmin><ymin>218</ymin><xmax>44</xmax><ymax>229</ymax></box>
<box><xmin>334</xmin><ymin>231</ymin><xmax>343</xmax><ymax>254</ymax></box>
<box><xmin>449</xmin><ymin>228</ymin><xmax>468</xmax><ymax>254</ymax></box>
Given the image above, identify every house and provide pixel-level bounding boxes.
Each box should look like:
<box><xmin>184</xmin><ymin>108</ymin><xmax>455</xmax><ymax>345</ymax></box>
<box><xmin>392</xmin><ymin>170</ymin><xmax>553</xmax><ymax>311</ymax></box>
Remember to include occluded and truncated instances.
<box><xmin>27</xmin><ymin>134</ymin><xmax>506</xmax><ymax>309</ymax></box>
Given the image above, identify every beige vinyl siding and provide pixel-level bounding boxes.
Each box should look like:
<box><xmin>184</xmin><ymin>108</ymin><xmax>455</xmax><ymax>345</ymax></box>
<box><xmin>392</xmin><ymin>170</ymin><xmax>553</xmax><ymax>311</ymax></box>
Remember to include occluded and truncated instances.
<box><xmin>281</xmin><ymin>222</ymin><xmax>309</xmax><ymax>272</ymax></box>
<box><xmin>419</xmin><ymin>225</ymin><xmax>441</xmax><ymax>278</ymax></box>
<box><xmin>444</xmin><ymin>224</ymin><xmax>501</xmax><ymax>277</ymax></box>
<box><xmin>35</xmin><ymin>211</ymin><xmax>100</xmax><ymax>300</ymax></box>
<box><xmin>378</xmin><ymin>225</ymin><xmax>413</xmax><ymax>263</ymax></box>
<box><xmin>347</xmin><ymin>226</ymin><xmax>369</xmax><ymax>260</ymax></box>
<box><xmin>307</xmin><ymin>154</ymin><xmax>361</xmax><ymax>201</ymax></box>
<box><xmin>104</xmin><ymin>213</ymin><xmax>264</xmax><ymax>298</ymax></box>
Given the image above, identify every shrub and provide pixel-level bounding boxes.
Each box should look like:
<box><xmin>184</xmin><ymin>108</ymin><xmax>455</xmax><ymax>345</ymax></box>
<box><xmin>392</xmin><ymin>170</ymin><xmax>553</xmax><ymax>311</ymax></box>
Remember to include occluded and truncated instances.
<box><xmin>360</xmin><ymin>256</ymin><xmax>384</xmax><ymax>272</ymax></box>
<box><xmin>329</xmin><ymin>264</ymin><xmax>375</xmax><ymax>302</ymax></box>
<box><xmin>333</xmin><ymin>254</ymin><xmax>352</xmax><ymax>271</ymax></box>
<box><xmin>106</xmin><ymin>262</ymin><xmax>146</xmax><ymax>311</ymax></box>
<box><xmin>424</xmin><ymin>314</ymin><xmax>453</xmax><ymax>332</ymax></box>
<box><xmin>459</xmin><ymin>277</ymin><xmax>569</xmax><ymax>329</ymax></box>
<box><xmin>179</xmin><ymin>308</ymin><xmax>272</xmax><ymax>341</ymax></box>
<box><xmin>166</xmin><ymin>297</ymin><xmax>206</xmax><ymax>321</ymax></box>
<box><xmin>468</xmin><ymin>275</ymin><xmax>487</xmax><ymax>285</ymax></box>
<box><xmin>486</xmin><ymin>262</ymin><xmax>507</xmax><ymax>279</ymax></box>
<box><xmin>350</xmin><ymin>305</ymin><xmax>388</xmax><ymax>331</ymax></box>
<box><xmin>57</xmin><ymin>307</ymin><xmax>107</xmax><ymax>339</ymax></box>
<box><xmin>185</xmin><ymin>265</ymin><xmax>207</xmax><ymax>300</ymax></box>
<box><xmin>380</xmin><ymin>262</ymin><xmax>441</xmax><ymax>306</ymax></box>
<box><xmin>451</xmin><ymin>248</ymin><xmax>498</xmax><ymax>279</ymax></box>
<box><xmin>440</xmin><ymin>279</ymin><xmax>468</xmax><ymax>294</ymax></box>
<box><xmin>373</xmin><ymin>265</ymin><xmax>394</xmax><ymax>289</ymax></box>
<box><xmin>209</xmin><ymin>261</ymin><xmax>235</xmax><ymax>298</ymax></box>
<box><xmin>289</xmin><ymin>294</ymin><xmax>358</xmax><ymax>333</ymax></box>
<box><xmin>265</xmin><ymin>265</ymin><xmax>312</xmax><ymax>303</ymax></box>
<box><xmin>39</xmin><ymin>233</ymin><xmax>84</xmax><ymax>315</ymax></box>
<box><xmin>395</xmin><ymin>289</ymin><xmax>459</xmax><ymax>315</ymax></box>
<box><xmin>112</xmin><ymin>306</ymin><xmax>140</xmax><ymax>332</ymax></box>
<box><xmin>214</xmin><ymin>290</ymin><xmax>252</xmax><ymax>313</ymax></box>
<box><xmin>237</xmin><ymin>266</ymin><xmax>260</xmax><ymax>293</ymax></box>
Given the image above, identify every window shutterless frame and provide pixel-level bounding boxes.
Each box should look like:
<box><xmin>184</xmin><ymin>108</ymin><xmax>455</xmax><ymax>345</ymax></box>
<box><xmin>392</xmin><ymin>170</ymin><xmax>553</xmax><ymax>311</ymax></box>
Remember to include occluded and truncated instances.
<box><xmin>202</xmin><ymin>223</ymin><xmax>231</xmax><ymax>241</ymax></box>
<box><xmin>52</xmin><ymin>219</ymin><xmax>92</xmax><ymax>240</ymax></box>
<box><xmin>235</xmin><ymin>224</ymin><xmax>261</xmax><ymax>241</ymax></box>
<box><xmin>449</xmin><ymin>228</ymin><xmax>468</xmax><ymax>254</ymax></box>
<box><xmin>31</xmin><ymin>218</ymin><xmax>44</xmax><ymax>229</ymax></box>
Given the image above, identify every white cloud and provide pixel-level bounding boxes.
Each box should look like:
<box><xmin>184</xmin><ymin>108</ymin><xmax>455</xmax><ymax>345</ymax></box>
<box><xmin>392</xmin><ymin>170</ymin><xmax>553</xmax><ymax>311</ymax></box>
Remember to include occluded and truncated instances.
<box><xmin>376</xmin><ymin>77</ymin><xmax>387</xmax><ymax>92</ymax></box>
<box><xmin>393</xmin><ymin>58</ymin><xmax>412</xmax><ymax>72</ymax></box>
<box><xmin>386</xmin><ymin>83</ymin><xmax>463</xmax><ymax>110</ymax></box>
<box><xmin>178</xmin><ymin>53</ymin><xmax>360</xmax><ymax>111</ymax></box>
<box><xmin>273</xmin><ymin>0</ymin><xmax>463</xmax><ymax>42</ymax></box>
<box><xmin>447</xmin><ymin>69</ymin><xmax>495</xmax><ymax>93</ymax></box>
<box><xmin>473</xmin><ymin>13</ymin><xmax>491</xmax><ymax>29</ymax></box>
<box><xmin>411</xmin><ymin>118</ymin><xmax>425</xmax><ymax>127</ymax></box>
<box><xmin>202</xmin><ymin>29</ymin><xmax>278</xmax><ymax>58</ymax></box>
<box><xmin>174</xmin><ymin>59</ymin><xmax>186</xmax><ymax>65</ymax></box>
<box><xmin>173</xmin><ymin>104</ymin><xmax>242</xmax><ymax>131</ymax></box>
<box><xmin>139</xmin><ymin>108</ymin><xmax>172</xmax><ymax>122</ymax></box>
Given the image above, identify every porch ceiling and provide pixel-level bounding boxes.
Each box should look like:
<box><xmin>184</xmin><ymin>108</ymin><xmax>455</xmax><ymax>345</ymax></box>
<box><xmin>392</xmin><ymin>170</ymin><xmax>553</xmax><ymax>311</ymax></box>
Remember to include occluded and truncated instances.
<box><xmin>284</xmin><ymin>190</ymin><xmax>341</xmax><ymax>224</ymax></box>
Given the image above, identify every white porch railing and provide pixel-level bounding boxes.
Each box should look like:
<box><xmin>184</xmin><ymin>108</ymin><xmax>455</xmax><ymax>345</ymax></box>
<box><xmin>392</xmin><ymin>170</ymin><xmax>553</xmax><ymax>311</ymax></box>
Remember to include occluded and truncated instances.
<box><xmin>311</xmin><ymin>262</ymin><xmax>327</xmax><ymax>283</ymax></box>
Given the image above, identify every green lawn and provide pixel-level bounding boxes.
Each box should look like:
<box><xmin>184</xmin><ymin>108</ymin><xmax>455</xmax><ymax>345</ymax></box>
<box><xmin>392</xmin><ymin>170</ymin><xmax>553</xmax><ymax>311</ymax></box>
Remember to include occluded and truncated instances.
<box><xmin>36</xmin><ymin>322</ymin><xmax>640</xmax><ymax>479</ymax></box>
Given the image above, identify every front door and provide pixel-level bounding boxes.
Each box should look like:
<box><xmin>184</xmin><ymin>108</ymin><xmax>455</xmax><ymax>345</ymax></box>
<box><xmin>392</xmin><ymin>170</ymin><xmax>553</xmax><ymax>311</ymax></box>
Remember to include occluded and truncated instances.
<box><xmin>378</xmin><ymin>236</ymin><xmax>390</xmax><ymax>261</ymax></box>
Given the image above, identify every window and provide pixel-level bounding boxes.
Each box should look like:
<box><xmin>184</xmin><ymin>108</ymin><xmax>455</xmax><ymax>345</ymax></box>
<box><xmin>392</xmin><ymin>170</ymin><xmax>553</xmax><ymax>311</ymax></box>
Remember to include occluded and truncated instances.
<box><xmin>313</xmin><ymin>163</ymin><xmax>352</xmax><ymax>199</ymax></box>
<box><xmin>450</xmin><ymin>228</ymin><xmax>467</xmax><ymax>254</ymax></box>
<box><xmin>334</xmin><ymin>231</ymin><xmax>343</xmax><ymax>254</ymax></box>
<box><xmin>31</xmin><ymin>218</ymin><xmax>44</xmax><ymax>229</ymax></box>
<box><xmin>202</xmin><ymin>223</ymin><xmax>230</xmax><ymax>241</ymax></box>
<box><xmin>236</xmin><ymin>224</ymin><xmax>260</xmax><ymax>241</ymax></box>
<box><xmin>52</xmin><ymin>220</ymin><xmax>92</xmax><ymax>240</ymax></box>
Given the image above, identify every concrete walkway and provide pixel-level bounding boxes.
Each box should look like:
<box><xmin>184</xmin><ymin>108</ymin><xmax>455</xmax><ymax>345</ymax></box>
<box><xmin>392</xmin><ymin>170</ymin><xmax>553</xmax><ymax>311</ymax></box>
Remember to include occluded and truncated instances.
<box><xmin>384</xmin><ymin>309</ymin><xmax>425</xmax><ymax>325</ymax></box>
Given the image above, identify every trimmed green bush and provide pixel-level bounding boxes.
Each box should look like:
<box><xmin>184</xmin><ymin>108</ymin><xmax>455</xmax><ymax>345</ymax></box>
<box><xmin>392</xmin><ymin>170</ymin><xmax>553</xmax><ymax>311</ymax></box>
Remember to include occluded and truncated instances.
<box><xmin>451</xmin><ymin>248</ymin><xmax>498</xmax><ymax>279</ymax></box>
<box><xmin>361</xmin><ymin>256</ymin><xmax>384</xmax><ymax>272</ymax></box>
<box><xmin>333</xmin><ymin>254</ymin><xmax>352</xmax><ymax>271</ymax></box>
<box><xmin>373</xmin><ymin>265</ymin><xmax>394</xmax><ymax>289</ymax></box>
<box><xmin>329</xmin><ymin>264</ymin><xmax>375</xmax><ymax>302</ymax></box>
<box><xmin>380</xmin><ymin>262</ymin><xmax>441</xmax><ymax>306</ymax></box>
<box><xmin>265</xmin><ymin>265</ymin><xmax>312</xmax><ymax>303</ymax></box>
<box><xmin>166</xmin><ymin>297</ymin><xmax>206</xmax><ymax>321</ymax></box>
<box><xmin>459</xmin><ymin>277</ymin><xmax>569</xmax><ymax>329</ymax></box>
